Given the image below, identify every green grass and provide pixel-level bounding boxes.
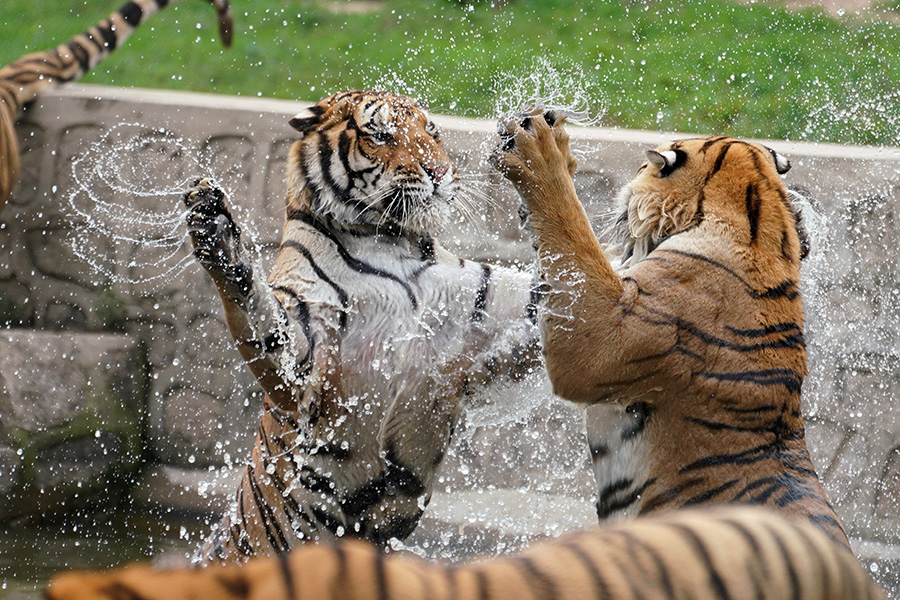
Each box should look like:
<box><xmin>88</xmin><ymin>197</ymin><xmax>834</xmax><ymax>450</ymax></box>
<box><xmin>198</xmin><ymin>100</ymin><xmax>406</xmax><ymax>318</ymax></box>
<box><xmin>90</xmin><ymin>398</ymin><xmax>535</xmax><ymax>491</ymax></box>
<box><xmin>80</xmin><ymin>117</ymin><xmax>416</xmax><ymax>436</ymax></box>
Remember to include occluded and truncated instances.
<box><xmin>2</xmin><ymin>0</ymin><xmax>900</xmax><ymax>145</ymax></box>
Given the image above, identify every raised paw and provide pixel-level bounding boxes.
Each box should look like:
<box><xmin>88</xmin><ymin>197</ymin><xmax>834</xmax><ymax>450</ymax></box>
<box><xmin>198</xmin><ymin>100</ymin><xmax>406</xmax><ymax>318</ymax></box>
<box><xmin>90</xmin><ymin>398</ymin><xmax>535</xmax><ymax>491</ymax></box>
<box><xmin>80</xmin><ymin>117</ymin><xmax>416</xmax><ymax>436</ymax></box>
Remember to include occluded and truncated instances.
<box><xmin>183</xmin><ymin>177</ymin><xmax>253</xmax><ymax>300</ymax></box>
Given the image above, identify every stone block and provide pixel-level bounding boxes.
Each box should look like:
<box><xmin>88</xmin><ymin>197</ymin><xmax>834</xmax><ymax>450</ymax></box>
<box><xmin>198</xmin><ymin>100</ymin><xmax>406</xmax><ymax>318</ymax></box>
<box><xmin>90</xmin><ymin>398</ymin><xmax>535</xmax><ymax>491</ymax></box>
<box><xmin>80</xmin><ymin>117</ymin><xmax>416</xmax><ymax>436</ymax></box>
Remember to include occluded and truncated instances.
<box><xmin>0</xmin><ymin>332</ymin><xmax>146</xmax><ymax>522</ymax></box>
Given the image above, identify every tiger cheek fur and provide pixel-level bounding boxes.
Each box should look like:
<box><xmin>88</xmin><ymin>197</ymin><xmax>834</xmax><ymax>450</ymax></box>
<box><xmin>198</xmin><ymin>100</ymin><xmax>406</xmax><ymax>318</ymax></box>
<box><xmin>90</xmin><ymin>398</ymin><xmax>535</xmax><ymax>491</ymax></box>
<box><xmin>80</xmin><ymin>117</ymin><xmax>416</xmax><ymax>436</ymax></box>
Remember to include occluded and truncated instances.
<box><xmin>496</xmin><ymin>123</ymin><xmax>848</xmax><ymax>549</ymax></box>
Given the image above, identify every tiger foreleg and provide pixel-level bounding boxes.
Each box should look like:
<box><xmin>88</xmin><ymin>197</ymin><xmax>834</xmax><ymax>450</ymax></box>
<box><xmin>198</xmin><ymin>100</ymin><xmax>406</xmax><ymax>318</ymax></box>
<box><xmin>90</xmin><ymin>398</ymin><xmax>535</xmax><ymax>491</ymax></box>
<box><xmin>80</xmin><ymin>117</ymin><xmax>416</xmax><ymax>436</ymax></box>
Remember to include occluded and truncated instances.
<box><xmin>184</xmin><ymin>178</ymin><xmax>309</xmax><ymax>409</ymax></box>
<box><xmin>492</xmin><ymin>114</ymin><xmax>645</xmax><ymax>402</ymax></box>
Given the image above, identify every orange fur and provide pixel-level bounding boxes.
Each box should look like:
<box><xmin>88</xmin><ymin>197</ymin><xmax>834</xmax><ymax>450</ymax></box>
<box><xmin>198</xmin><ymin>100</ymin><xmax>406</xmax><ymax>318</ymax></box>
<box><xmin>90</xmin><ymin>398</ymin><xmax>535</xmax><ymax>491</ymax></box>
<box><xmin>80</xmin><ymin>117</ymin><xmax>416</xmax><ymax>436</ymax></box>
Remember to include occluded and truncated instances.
<box><xmin>46</xmin><ymin>507</ymin><xmax>883</xmax><ymax>600</ymax></box>
<box><xmin>495</xmin><ymin>118</ymin><xmax>847</xmax><ymax>547</ymax></box>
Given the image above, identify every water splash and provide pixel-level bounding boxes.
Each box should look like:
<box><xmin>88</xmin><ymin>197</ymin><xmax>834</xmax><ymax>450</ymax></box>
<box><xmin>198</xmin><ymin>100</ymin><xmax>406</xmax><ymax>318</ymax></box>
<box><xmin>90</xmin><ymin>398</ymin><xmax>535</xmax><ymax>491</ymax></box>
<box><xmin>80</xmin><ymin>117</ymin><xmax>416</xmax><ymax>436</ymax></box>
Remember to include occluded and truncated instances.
<box><xmin>66</xmin><ymin>123</ymin><xmax>232</xmax><ymax>287</ymax></box>
<box><xmin>491</xmin><ymin>55</ymin><xmax>606</xmax><ymax>128</ymax></box>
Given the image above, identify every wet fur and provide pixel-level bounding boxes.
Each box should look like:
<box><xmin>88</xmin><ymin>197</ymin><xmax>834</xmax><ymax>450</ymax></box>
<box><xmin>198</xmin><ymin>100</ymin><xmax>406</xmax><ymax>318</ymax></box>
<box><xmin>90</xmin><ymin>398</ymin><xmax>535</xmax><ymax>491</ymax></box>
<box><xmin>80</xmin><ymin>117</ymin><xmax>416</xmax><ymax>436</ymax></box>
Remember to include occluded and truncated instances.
<box><xmin>186</xmin><ymin>91</ymin><xmax>540</xmax><ymax>562</ymax></box>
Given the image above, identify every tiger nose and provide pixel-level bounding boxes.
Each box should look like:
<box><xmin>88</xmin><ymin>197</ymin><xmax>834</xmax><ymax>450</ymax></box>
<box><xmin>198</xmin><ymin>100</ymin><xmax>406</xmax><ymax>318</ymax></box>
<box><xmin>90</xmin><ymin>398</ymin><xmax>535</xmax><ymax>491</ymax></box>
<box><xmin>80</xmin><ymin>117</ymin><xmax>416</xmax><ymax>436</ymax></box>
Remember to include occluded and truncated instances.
<box><xmin>423</xmin><ymin>163</ymin><xmax>449</xmax><ymax>184</ymax></box>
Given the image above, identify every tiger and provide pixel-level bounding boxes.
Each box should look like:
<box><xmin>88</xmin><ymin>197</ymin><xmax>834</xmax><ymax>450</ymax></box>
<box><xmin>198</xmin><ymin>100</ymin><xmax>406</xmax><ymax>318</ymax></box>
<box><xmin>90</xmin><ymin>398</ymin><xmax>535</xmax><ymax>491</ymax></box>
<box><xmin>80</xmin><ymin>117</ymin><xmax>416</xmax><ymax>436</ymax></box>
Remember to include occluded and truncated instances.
<box><xmin>182</xmin><ymin>90</ymin><xmax>541</xmax><ymax>562</ymax></box>
<box><xmin>491</xmin><ymin>112</ymin><xmax>850</xmax><ymax>549</ymax></box>
<box><xmin>0</xmin><ymin>0</ymin><xmax>234</xmax><ymax>209</ymax></box>
<box><xmin>45</xmin><ymin>507</ymin><xmax>885</xmax><ymax>600</ymax></box>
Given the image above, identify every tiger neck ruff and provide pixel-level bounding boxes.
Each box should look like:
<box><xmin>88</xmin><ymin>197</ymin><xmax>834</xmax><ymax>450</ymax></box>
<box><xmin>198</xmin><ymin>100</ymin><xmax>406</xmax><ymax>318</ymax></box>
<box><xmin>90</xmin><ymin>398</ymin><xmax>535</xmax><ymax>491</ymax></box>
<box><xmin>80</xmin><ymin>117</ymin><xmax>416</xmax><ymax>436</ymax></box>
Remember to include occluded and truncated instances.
<box><xmin>184</xmin><ymin>90</ymin><xmax>540</xmax><ymax>561</ymax></box>
<box><xmin>494</xmin><ymin>118</ymin><xmax>847</xmax><ymax>549</ymax></box>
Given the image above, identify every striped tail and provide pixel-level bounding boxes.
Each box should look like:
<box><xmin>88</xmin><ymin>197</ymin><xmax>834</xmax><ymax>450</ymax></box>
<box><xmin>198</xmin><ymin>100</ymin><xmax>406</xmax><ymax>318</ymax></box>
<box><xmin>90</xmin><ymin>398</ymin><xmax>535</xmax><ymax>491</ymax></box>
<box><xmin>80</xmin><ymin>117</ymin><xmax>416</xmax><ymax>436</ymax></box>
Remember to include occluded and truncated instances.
<box><xmin>0</xmin><ymin>0</ymin><xmax>233</xmax><ymax>121</ymax></box>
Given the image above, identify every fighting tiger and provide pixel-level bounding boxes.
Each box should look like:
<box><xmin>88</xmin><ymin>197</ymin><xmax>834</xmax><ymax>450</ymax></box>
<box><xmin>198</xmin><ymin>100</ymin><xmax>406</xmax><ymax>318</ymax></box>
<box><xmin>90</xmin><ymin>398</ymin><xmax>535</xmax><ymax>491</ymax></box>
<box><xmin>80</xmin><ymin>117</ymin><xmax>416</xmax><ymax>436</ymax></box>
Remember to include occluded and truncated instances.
<box><xmin>0</xmin><ymin>0</ymin><xmax>233</xmax><ymax>210</ymax></box>
<box><xmin>183</xmin><ymin>90</ymin><xmax>541</xmax><ymax>562</ymax></box>
<box><xmin>492</xmin><ymin>113</ymin><xmax>849</xmax><ymax>548</ymax></box>
<box><xmin>46</xmin><ymin>507</ymin><xmax>884</xmax><ymax>600</ymax></box>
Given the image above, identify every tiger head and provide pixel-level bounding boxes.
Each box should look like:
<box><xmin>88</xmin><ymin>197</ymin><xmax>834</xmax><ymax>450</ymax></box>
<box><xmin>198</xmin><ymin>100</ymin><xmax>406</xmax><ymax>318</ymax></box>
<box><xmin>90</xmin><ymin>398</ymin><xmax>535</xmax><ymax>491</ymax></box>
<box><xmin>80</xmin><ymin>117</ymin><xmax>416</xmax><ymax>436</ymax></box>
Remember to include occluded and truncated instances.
<box><xmin>285</xmin><ymin>90</ymin><xmax>459</xmax><ymax>233</ymax></box>
<box><xmin>612</xmin><ymin>136</ymin><xmax>809</xmax><ymax>269</ymax></box>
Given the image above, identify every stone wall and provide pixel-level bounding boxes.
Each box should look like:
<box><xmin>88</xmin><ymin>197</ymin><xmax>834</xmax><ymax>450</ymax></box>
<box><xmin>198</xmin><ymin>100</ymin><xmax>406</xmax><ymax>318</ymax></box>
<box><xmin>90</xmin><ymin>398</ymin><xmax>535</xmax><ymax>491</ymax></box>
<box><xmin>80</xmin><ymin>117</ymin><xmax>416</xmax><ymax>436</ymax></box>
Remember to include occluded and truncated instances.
<box><xmin>1</xmin><ymin>84</ymin><xmax>899</xmax><ymax>576</ymax></box>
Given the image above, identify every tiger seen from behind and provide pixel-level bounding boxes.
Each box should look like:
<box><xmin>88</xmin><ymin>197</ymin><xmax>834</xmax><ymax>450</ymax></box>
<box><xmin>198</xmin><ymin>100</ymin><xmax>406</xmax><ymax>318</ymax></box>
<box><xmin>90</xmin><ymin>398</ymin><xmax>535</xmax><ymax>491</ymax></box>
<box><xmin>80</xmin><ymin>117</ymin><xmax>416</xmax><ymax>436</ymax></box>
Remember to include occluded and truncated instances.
<box><xmin>184</xmin><ymin>90</ymin><xmax>540</xmax><ymax>562</ymax></box>
<box><xmin>492</xmin><ymin>114</ymin><xmax>849</xmax><ymax>548</ymax></box>
<box><xmin>46</xmin><ymin>507</ymin><xmax>885</xmax><ymax>600</ymax></box>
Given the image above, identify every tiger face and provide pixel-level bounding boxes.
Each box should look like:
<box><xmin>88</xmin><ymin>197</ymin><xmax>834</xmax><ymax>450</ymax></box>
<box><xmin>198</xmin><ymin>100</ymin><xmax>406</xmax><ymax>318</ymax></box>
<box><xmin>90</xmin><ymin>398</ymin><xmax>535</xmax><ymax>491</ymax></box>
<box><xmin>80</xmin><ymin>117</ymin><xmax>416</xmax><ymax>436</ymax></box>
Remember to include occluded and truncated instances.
<box><xmin>286</xmin><ymin>90</ymin><xmax>459</xmax><ymax>233</ymax></box>
<box><xmin>613</xmin><ymin>136</ymin><xmax>806</xmax><ymax>267</ymax></box>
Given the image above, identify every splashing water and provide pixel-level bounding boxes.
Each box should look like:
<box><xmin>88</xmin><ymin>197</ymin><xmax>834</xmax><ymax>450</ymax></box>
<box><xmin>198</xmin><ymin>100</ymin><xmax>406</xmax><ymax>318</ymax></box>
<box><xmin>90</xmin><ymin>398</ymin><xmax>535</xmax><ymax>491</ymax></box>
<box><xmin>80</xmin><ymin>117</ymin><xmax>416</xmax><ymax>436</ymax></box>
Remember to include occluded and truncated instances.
<box><xmin>66</xmin><ymin>123</ymin><xmax>257</xmax><ymax>288</ymax></box>
<box><xmin>491</xmin><ymin>55</ymin><xmax>606</xmax><ymax>128</ymax></box>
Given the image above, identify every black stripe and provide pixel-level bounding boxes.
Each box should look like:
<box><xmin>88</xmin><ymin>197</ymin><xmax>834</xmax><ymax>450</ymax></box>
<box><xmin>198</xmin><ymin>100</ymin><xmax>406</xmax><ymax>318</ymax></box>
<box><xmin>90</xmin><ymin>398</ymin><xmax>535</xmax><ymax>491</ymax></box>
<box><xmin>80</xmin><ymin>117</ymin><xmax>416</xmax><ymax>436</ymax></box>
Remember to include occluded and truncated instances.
<box><xmin>696</xmin><ymin>369</ymin><xmax>802</xmax><ymax>393</ymax></box>
<box><xmin>471</xmin><ymin>264</ymin><xmax>492</xmax><ymax>322</ymax></box>
<box><xmin>670</xmin><ymin>524</ymin><xmax>732</xmax><ymax>600</ymax></box>
<box><xmin>640</xmin><ymin>477</ymin><xmax>703</xmax><ymax>513</ymax></box>
<box><xmin>310</xmin><ymin>506</ymin><xmax>343</xmax><ymax>536</ymax></box>
<box><xmin>246</xmin><ymin>464</ymin><xmax>291</xmax><ymax>553</ymax></box>
<box><xmin>699</xmin><ymin>136</ymin><xmax>729</xmax><ymax>153</ymax></box>
<box><xmin>97</xmin><ymin>582</ymin><xmax>154</xmax><ymax>600</ymax></box>
<box><xmin>66</xmin><ymin>41</ymin><xmax>92</xmax><ymax>72</ymax></box>
<box><xmin>615</xmin><ymin>529</ymin><xmax>677</xmax><ymax>598</ymax></box>
<box><xmin>97</xmin><ymin>20</ymin><xmax>119</xmax><ymax>50</ymax></box>
<box><xmin>341</xmin><ymin>476</ymin><xmax>385</xmax><ymax>517</ymax></box>
<box><xmin>514</xmin><ymin>557</ymin><xmax>558</xmax><ymax>600</ymax></box>
<box><xmin>332</xmin><ymin>544</ymin><xmax>349</xmax><ymax>598</ymax></box>
<box><xmin>384</xmin><ymin>444</ymin><xmax>426</xmax><ymax>496</ymax></box>
<box><xmin>726</xmin><ymin>322</ymin><xmax>801</xmax><ymax>338</ymax></box>
<box><xmin>588</xmin><ymin>441</ymin><xmax>609</xmax><ymax>460</ymax></box>
<box><xmin>373</xmin><ymin>549</ymin><xmax>389</xmax><ymax>600</ymax></box>
<box><xmin>746</xmin><ymin>183</ymin><xmax>760</xmax><ymax>243</ymax></box>
<box><xmin>279</xmin><ymin>240</ymin><xmax>349</xmax><ymax>328</ymax></box>
<box><xmin>473</xmin><ymin>568</ymin><xmax>490</xmax><ymax>600</ymax></box>
<box><xmin>525</xmin><ymin>283</ymin><xmax>543</xmax><ymax>325</ymax></box>
<box><xmin>680</xmin><ymin>440</ymin><xmax>777</xmax><ymax>472</ymax></box>
<box><xmin>118</xmin><ymin>2</ymin><xmax>144</xmax><ymax>27</ymax></box>
<box><xmin>269</xmin><ymin>285</ymin><xmax>314</xmax><ymax>343</ymax></box>
<box><xmin>597</xmin><ymin>478</ymin><xmax>655</xmax><ymax>520</ymax></box>
<box><xmin>559</xmin><ymin>540</ymin><xmax>612</xmax><ymax>598</ymax></box>
<box><xmin>277</xmin><ymin>552</ymin><xmax>297</xmax><ymax>600</ymax></box>
<box><xmin>684</xmin><ymin>416</ymin><xmax>773</xmax><ymax>434</ymax></box>
<box><xmin>762</xmin><ymin>523</ymin><xmax>803</xmax><ymax>600</ymax></box>
<box><xmin>706</xmin><ymin>141</ymin><xmax>737</xmax><ymax>183</ymax></box>
<box><xmin>656</xmin><ymin>250</ymin><xmax>799</xmax><ymax>300</ymax></box>
<box><xmin>289</xmin><ymin>211</ymin><xmax>418</xmax><ymax>308</ymax></box>
<box><xmin>628</xmin><ymin>303</ymin><xmax>805</xmax><ymax>353</ymax></box>
<box><xmin>683</xmin><ymin>479</ymin><xmax>740</xmax><ymax>505</ymax></box>
<box><xmin>718</xmin><ymin>518</ymin><xmax>770</xmax><ymax>598</ymax></box>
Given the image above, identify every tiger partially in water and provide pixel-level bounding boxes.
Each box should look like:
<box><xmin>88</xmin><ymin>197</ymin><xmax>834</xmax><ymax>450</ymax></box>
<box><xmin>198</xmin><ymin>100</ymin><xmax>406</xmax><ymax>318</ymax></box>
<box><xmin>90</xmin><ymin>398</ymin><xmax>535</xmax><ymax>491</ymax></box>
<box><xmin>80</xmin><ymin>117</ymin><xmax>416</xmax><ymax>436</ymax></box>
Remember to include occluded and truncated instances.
<box><xmin>183</xmin><ymin>90</ymin><xmax>541</xmax><ymax>562</ymax></box>
<box><xmin>492</xmin><ymin>112</ymin><xmax>848</xmax><ymax>549</ymax></box>
<box><xmin>0</xmin><ymin>0</ymin><xmax>233</xmax><ymax>209</ymax></box>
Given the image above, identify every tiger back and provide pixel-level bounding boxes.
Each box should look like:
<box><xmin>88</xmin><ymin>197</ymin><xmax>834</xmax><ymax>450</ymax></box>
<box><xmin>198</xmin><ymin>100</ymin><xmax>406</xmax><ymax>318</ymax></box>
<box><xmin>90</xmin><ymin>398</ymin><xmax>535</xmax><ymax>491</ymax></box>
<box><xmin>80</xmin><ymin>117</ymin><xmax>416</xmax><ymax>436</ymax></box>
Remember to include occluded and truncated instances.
<box><xmin>0</xmin><ymin>0</ymin><xmax>233</xmax><ymax>208</ymax></box>
<box><xmin>46</xmin><ymin>507</ymin><xmax>885</xmax><ymax>600</ymax></box>
<box><xmin>493</xmin><ymin>119</ymin><xmax>848</xmax><ymax>548</ymax></box>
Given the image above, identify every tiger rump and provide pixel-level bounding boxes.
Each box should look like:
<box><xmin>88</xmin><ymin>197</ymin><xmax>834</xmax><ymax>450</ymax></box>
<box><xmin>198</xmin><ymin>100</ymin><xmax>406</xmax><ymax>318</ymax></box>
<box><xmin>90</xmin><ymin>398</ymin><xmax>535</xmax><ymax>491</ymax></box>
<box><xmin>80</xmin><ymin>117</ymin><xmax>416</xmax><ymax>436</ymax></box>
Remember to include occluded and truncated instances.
<box><xmin>46</xmin><ymin>508</ymin><xmax>885</xmax><ymax>600</ymax></box>
<box><xmin>494</xmin><ymin>121</ymin><xmax>847</xmax><ymax>547</ymax></box>
<box><xmin>0</xmin><ymin>0</ymin><xmax>233</xmax><ymax>208</ymax></box>
<box><xmin>185</xmin><ymin>90</ymin><xmax>539</xmax><ymax>561</ymax></box>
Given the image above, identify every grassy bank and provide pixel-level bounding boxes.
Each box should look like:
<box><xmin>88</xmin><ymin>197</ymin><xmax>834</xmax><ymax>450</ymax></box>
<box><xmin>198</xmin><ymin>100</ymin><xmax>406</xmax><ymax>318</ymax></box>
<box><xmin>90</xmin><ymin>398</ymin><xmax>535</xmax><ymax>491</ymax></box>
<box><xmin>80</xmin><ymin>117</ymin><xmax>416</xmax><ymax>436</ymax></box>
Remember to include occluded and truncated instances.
<box><xmin>1</xmin><ymin>0</ymin><xmax>899</xmax><ymax>145</ymax></box>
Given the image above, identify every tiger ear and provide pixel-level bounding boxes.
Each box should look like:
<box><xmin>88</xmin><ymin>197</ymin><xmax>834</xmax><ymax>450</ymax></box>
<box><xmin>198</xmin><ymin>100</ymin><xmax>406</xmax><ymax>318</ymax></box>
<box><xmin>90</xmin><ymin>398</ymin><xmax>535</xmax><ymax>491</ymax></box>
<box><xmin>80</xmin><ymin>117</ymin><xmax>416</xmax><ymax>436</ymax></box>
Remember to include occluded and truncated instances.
<box><xmin>773</xmin><ymin>151</ymin><xmax>791</xmax><ymax>174</ymax></box>
<box><xmin>645</xmin><ymin>150</ymin><xmax>677</xmax><ymax>170</ymax></box>
<box><xmin>289</xmin><ymin>104</ymin><xmax>326</xmax><ymax>135</ymax></box>
<box><xmin>764</xmin><ymin>146</ymin><xmax>791</xmax><ymax>174</ymax></box>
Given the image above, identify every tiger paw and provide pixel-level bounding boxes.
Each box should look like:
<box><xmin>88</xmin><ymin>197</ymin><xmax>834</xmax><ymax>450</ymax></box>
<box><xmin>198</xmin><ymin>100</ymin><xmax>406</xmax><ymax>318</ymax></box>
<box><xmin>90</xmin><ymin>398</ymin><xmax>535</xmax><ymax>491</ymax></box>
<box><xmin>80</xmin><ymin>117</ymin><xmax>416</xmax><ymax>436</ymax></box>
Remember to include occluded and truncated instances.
<box><xmin>490</xmin><ymin>108</ymin><xmax>578</xmax><ymax>207</ymax></box>
<box><xmin>183</xmin><ymin>177</ymin><xmax>253</xmax><ymax>300</ymax></box>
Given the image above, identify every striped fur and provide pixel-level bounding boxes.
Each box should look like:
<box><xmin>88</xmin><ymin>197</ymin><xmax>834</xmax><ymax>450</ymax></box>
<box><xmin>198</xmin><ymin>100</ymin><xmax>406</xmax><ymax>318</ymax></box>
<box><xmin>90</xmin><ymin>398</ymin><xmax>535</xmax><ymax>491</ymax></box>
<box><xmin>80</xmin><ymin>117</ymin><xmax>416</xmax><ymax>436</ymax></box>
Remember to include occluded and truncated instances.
<box><xmin>0</xmin><ymin>0</ymin><xmax>233</xmax><ymax>208</ymax></box>
<box><xmin>184</xmin><ymin>91</ymin><xmax>540</xmax><ymax>562</ymax></box>
<box><xmin>46</xmin><ymin>507</ymin><xmax>885</xmax><ymax>600</ymax></box>
<box><xmin>494</xmin><ymin>118</ymin><xmax>848</xmax><ymax>548</ymax></box>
